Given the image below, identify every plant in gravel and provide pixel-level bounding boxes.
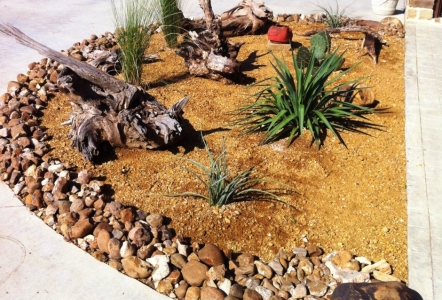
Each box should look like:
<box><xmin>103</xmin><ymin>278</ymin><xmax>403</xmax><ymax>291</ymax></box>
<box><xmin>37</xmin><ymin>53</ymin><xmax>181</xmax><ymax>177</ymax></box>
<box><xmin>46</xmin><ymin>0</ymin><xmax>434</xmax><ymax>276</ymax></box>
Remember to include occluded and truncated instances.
<box><xmin>165</xmin><ymin>135</ymin><xmax>290</xmax><ymax>207</ymax></box>
<box><xmin>159</xmin><ymin>0</ymin><xmax>183</xmax><ymax>47</ymax></box>
<box><xmin>110</xmin><ymin>0</ymin><xmax>158</xmax><ymax>85</ymax></box>
<box><xmin>234</xmin><ymin>47</ymin><xmax>376</xmax><ymax>148</ymax></box>
<box><xmin>316</xmin><ymin>0</ymin><xmax>349</xmax><ymax>29</ymax></box>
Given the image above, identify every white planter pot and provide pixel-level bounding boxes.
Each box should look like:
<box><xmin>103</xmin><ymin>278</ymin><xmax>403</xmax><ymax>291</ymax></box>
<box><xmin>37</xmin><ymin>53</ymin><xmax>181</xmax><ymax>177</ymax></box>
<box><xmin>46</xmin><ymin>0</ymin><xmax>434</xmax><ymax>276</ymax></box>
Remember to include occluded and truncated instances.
<box><xmin>372</xmin><ymin>0</ymin><xmax>399</xmax><ymax>15</ymax></box>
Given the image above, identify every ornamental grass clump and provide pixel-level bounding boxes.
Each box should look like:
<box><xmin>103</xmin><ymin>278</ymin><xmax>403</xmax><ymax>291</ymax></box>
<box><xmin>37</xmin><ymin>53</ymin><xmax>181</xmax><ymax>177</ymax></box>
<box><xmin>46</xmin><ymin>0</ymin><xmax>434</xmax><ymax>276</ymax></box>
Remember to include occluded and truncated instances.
<box><xmin>234</xmin><ymin>47</ymin><xmax>376</xmax><ymax>148</ymax></box>
<box><xmin>316</xmin><ymin>1</ymin><xmax>349</xmax><ymax>29</ymax></box>
<box><xmin>110</xmin><ymin>0</ymin><xmax>158</xmax><ymax>85</ymax></box>
<box><xmin>165</xmin><ymin>135</ymin><xmax>289</xmax><ymax>207</ymax></box>
<box><xmin>159</xmin><ymin>0</ymin><xmax>183</xmax><ymax>47</ymax></box>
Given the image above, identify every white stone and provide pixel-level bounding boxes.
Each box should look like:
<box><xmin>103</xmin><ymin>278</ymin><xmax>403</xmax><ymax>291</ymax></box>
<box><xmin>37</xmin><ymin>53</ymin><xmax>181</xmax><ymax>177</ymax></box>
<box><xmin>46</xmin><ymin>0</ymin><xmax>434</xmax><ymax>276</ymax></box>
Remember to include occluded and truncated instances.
<box><xmin>24</xmin><ymin>165</ymin><xmax>37</xmax><ymax>177</ymax></box>
<box><xmin>355</xmin><ymin>256</ymin><xmax>372</xmax><ymax>265</ymax></box>
<box><xmin>146</xmin><ymin>255</ymin><xmax>170</xmax><ymax>266</ymax></box>
<box><xmin>372</xmin><ymin>270</ymin><xmax>401</xmax><ymax>282</ymax></box>
<box><xmin>13</xmin><ymin>182</ymin><xmax>25</xmax><ymax>195</ymax></box>
<box><xmin>334</xmin><ymin>269</ymin><xmax>370</xmax><ymax>283</ymax></box>
<box><xmin>177</xmin><ymin>242</ymin><xmax>189</xmax><ymax>257</ymax></box>
<box><xmin>254</xmin><ymin>286</ymin><xmax>273</xmax><ymax>300</ymax></box>
<box><xmin>151</xmin><ymin>261</ymin><xmax>170</xmax><ymax>282</ymax></box>
<box><xmin>361</xmin><ymin>259</ymin><xmax>387</xmax><ymax>273</ymax></box>
<box><xmin>48</xmin><ymin>163</ymin><xmax>64</xmax><ymax>173</ymax></box>
<box><xmin>218</xmin><ymin>278</ymin><xmax>231</xmax><ymax>295</ymax></box>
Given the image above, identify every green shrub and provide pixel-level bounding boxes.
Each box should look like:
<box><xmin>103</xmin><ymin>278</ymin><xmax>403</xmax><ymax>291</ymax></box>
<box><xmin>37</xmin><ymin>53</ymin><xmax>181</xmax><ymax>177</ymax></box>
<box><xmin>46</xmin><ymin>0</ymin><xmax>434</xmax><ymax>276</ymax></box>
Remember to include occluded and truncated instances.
<box><xmin>234</xmin><ymin>48</ymin><xmax>375</xmax><ymax>148</ymax></box>
<box><xmin>159</xmin><ymin>0</ymin><xmax>183</xmax><ymax>47</ymax></box>
<box><xmin>164</xmin><ymin>135</ymin><xmax>289</xmax><ymax>207</ymax></box>
<box><xmin>316</xmin><ymin>1</ymin><xmax>349</xmax><ymax>29</ymax></box>
<box><xmin>110</xmin><ymin>0</ymin><xmax>158</xmax><ymax>85</ymax></box>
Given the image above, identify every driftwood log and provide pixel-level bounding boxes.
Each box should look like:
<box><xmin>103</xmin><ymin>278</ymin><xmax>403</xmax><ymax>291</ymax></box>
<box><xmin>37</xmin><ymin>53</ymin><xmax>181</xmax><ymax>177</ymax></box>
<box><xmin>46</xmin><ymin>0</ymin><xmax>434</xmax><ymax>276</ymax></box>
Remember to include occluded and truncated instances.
<box><xmin>176</xmin><ymin>0</ymin><xmax>245</xmax><ymax>83</ymax></box>
<box><xmin>0</xmin><ymin>23</ymin><xmax>189</xmax><ymax>162</ymax></box>
<box><xmin>220</xmin><ymin>0</ymin><xmax>274</xmax><ymax>37</ymax></box>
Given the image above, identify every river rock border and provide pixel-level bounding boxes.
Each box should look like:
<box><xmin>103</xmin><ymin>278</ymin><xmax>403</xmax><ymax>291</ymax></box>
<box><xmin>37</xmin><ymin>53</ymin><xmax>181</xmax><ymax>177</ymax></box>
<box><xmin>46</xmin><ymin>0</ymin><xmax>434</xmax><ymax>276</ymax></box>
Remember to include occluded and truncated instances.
<box><xmin>0</xmin><ymin>23</ymin><xmax>405</xmax><ymax>300</ymax></box>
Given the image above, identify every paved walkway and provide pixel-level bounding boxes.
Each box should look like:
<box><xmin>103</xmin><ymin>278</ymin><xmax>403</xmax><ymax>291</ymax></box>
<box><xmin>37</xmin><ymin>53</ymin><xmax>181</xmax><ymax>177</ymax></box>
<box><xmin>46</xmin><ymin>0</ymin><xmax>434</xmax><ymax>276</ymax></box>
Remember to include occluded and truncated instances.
<box><xmin>405</xmin><ymin>19</ymin><xmax>442</xmax><ymax>300</ymax></box>
<box><xmin>0</xmin><ymin>182</ymin><xmax>169</xmax><ymax>300</ymax></box>
<box><xmin>0</xmin><ymin>0</ymin><xmax>440</xmax><ymax>299</ymax></box>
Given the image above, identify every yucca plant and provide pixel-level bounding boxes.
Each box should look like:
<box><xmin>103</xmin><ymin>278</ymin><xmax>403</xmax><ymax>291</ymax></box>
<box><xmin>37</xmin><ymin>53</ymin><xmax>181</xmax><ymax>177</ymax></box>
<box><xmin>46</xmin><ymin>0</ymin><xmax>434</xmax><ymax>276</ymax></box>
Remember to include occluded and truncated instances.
<box><xmin>159</xmin><ymin>0</ymin><xmax>183</xmax><ymax>47</ymax></box>
<box><xmin>316</xmin><ymin>1</ymin><xmax>349</xmax><ymax>29</ymax></box>
<box><xmin>164</xmin><ymin>135</ymin><xmax>289</xmax><ymax>207</ymax></box>
<box><xmin>234</xmin><ymin>48</ymin><xmax>375</xmax><ymax>148</ymax></box>
<box><xmin>110</xmin><ymin>0</ymin><xmax>158</xmax><ymax>85</ymax></box>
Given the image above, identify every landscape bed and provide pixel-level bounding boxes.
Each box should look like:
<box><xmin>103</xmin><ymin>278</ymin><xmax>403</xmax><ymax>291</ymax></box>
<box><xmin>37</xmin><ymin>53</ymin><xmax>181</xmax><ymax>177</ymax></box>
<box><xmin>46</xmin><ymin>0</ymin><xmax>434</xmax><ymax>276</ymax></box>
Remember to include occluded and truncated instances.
<box><xmin>41</xmin><ymin>20</ymin><xmax>407</xmax><ymax>278</ymax></box>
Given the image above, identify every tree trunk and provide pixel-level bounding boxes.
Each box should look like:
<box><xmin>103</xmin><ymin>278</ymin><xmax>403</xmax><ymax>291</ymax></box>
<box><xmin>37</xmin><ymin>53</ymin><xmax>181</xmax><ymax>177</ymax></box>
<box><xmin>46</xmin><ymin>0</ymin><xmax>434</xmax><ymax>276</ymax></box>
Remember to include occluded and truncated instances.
<box><xmin>0</xmin><ymin>23</ymin><xmax>189</xmax><ymax>162</ymax></box>
<box><xmin>220</xmin><ymin>0</ymin><xmax>274</xmax><ymax>37</ymax></box>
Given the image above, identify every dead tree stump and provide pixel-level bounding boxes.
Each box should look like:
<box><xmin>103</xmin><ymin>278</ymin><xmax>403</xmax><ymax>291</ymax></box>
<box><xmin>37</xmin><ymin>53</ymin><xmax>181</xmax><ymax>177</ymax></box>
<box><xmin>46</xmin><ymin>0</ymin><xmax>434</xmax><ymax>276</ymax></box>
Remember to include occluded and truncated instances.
<box><xmin>0</xmin><ymin>23</ymin><xmax>189</xmax><ymax>162</ymax></box>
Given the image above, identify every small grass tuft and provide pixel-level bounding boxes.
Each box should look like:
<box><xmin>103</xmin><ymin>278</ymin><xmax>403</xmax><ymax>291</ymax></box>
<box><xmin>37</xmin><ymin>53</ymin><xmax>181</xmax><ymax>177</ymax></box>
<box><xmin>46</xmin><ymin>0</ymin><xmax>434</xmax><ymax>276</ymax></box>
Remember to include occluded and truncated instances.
<box><xmin>164</xmin><ymin>134</ymin><xmax>292</xmax><ymax>207</ymax></box>
<box><xmin>110</xmin><ymin>0</ymin><xmax>158</xmax><ymax>85</ymax></box>
<box><xmin>316</xmin><ymin>1</ymin><xmax>349</xmax><ymax>29</ymax></box>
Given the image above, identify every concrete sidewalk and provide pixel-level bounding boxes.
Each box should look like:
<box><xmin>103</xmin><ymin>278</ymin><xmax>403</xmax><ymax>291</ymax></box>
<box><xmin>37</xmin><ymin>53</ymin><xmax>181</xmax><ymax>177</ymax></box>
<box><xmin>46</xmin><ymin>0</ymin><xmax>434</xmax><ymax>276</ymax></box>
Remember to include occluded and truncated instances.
<box><xmin>404</xmin><ymin>19</ymin><xmax>442</xmax><ymax>300</ymax></box>
<box><xmin>4</xmin><ymin>0</ymin><xmax>440</xmax><ymax>300</ymax></box>
<box><xmin>0</xmin><ymin>181</ymin><xmax>169</xmax><ymax>300</ymax></box>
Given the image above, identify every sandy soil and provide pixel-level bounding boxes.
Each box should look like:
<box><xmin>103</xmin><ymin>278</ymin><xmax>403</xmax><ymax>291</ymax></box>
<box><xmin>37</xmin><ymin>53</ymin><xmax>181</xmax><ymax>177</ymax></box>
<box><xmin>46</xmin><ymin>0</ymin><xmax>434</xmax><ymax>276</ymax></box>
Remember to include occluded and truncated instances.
<box><xmin>41</xmin><ymin>22</ymin><xmax>407</xmax><ymax>280</ymax></box>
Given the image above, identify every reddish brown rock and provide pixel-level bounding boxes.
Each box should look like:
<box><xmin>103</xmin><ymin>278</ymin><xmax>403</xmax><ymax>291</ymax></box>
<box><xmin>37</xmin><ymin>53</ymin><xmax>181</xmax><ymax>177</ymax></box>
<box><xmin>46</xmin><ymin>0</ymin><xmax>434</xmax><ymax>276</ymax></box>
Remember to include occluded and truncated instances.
<box><xmin>108</xmin><ymin>238</ymin><xmax>122</xmax><ymax>260</ymax></box>
<box><xmin>77</xmin><ymin>169</ymin><xmax>92</xmax><ymax>185</ymax></box>
<box><xmin>121</xmin><ymin>256</ymin><xmax>152</xmax><ymax>279</ymax></box>
<box><xmin>7</xmin><ymin>81</ymin><xmax>20</xmax><ymax>94</ymax></box>
<box><xmin>16</xmin><ymin>73</ymin><xmax>28</xmax><ymax>83</ymax></box>
<box><xmin>78</xmin><ymin>208</ymin><xmax>93</xmax><ymax>220</ymax></box>
<box><xmin>49</xmin><ymin>70</ymin><xmax>58</xmax><ymax>83</ymax></box>
<box><xmin>331</xmin><ymin>282</ymin><xmax>420</xmax><ymax>300</ymax></box>
<box><xmin>243</xmin><ymin>288</ymin><xmax>263</xmax><ymax>300</ymax></box>
<box><xmin>128</xmin><ymin>226</ymin><xmax>151</xmax><ymax>247</ymax></box>
<box><xmin>57</xmin><ymin>200</ymin><xmax>71</xmax><ymax>214</ymax></box>
<box><xmin>105</xmin><ymin>201</ymin><xmax>122</xmax><ymax>218</ymax></box>
<box><xmin>25</xmin><ymin>189</ymin><xmax>44</xmax><ymax>209</ymax></box>
<box><xmin>185</xmin><ymin>287</ymin><xmax>201</xmax><ymax>300</ymax></box>
<box><xmin>175</xmin><ymin>281</ymin><xmax>189</xmax><ymax>299</ymax></box>
<box><xmin>70</xmin><ymin>219</ymin><xmax>94</xmax><ymax>239</ymax></box>
<box><xmin>166</xmin><ymin>269</ymin><xmax>182</xmax><ymax>285</ymax></box>
<box><xmin>182</xmin><ymin>260</ymin><xmax>209</xmax><ymax>287</ymax></box>
<box><xmin>201</xmin><ymin>286</ymin><xmax>225</xmax><ymax>300</ymax></box>
<box><xmin>146</xmin><ymin>213</ymin><xmax>163</xmax><ymax>228</ymax></box>
<box><xmin>332</xmin><ymin>251</ymin><xmax>353</xmax><ymax>268</ymax></box>
<box><xmin>157</xmin><ymin>279</ymin><xmax>174</xmax><ymax>295</ymax></box>
<box><xmin>197</xmin><ymin>244</ymin><xmax>224</xmax><ymax>267</ymax></box>
<box><xmin>97</xmin><ymin>229</ymin><xmax>111</xmax><ymax>254</ymax></box>
<box><xmin>120</xmin><ymin>208</ymin><xmax>134</xmax><ymax>223</ymax></box>
<box><xmin>11</xmin><ymin>123</ymin><xmax>29</xmax><ymax>139</ymax></box>
<box><xmin>137</xmin><ymin>244</ymin><xmax>155</xmax><ymax>260</ymax></box>
<box><xmin>237</xmin><ymin>253</ymin><xmax>255</xmax><ymax>267</ymax></box>
<box><xmin>171</xmin><ymin>253</ymin><xmax>188</xmax><ymax>269</ymax></box>
<box><xmin>70</xmin><ymin>198</ymin><xmax>85</xmax><ymax>213</ymax></box>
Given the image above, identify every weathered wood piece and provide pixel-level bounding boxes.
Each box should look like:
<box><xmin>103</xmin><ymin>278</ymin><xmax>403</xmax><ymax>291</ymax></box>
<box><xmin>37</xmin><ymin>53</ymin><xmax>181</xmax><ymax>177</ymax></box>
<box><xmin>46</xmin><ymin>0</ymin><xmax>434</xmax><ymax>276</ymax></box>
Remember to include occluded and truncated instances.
<box><xmin>0</xmin><ymin>23</ymin><xmax>189</xmax><ymax>162</ymax></box>
<box><xmin>220</xmin><ymin>0</ymin><xmax>274</xmax><ymax>37</ymax></box>
<box><xmin>175</xmin><ymin>0</ymin><xmax>245</xmax><ymax>83</ymax></box>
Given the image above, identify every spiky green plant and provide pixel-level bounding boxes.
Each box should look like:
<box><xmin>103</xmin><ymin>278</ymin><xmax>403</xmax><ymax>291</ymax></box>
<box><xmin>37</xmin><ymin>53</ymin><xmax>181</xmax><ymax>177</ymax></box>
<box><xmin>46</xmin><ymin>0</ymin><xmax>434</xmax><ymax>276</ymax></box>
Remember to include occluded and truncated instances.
<box><xmin>160</xmin><ymin>0</ymin><xmax>183</xmax><ymax>47</ymax></box>
<box><xmin>234</xmin><ymin>48</ymin><xmax>375</xmax><ymax>148</ymax></box>
<box><xmin>110</xmin><ymin>0</ymin><xmax>159</xmax><ymax>85</ymax></box>
<box><xmin>316</xmin><ymin>1</ymin><xmax>349</xmax><ymax>29</ymax></box>
<box><xmin>164</xmin><ymin>135</ymin><xmax>289</xmax><ymax>207</ymax></box>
